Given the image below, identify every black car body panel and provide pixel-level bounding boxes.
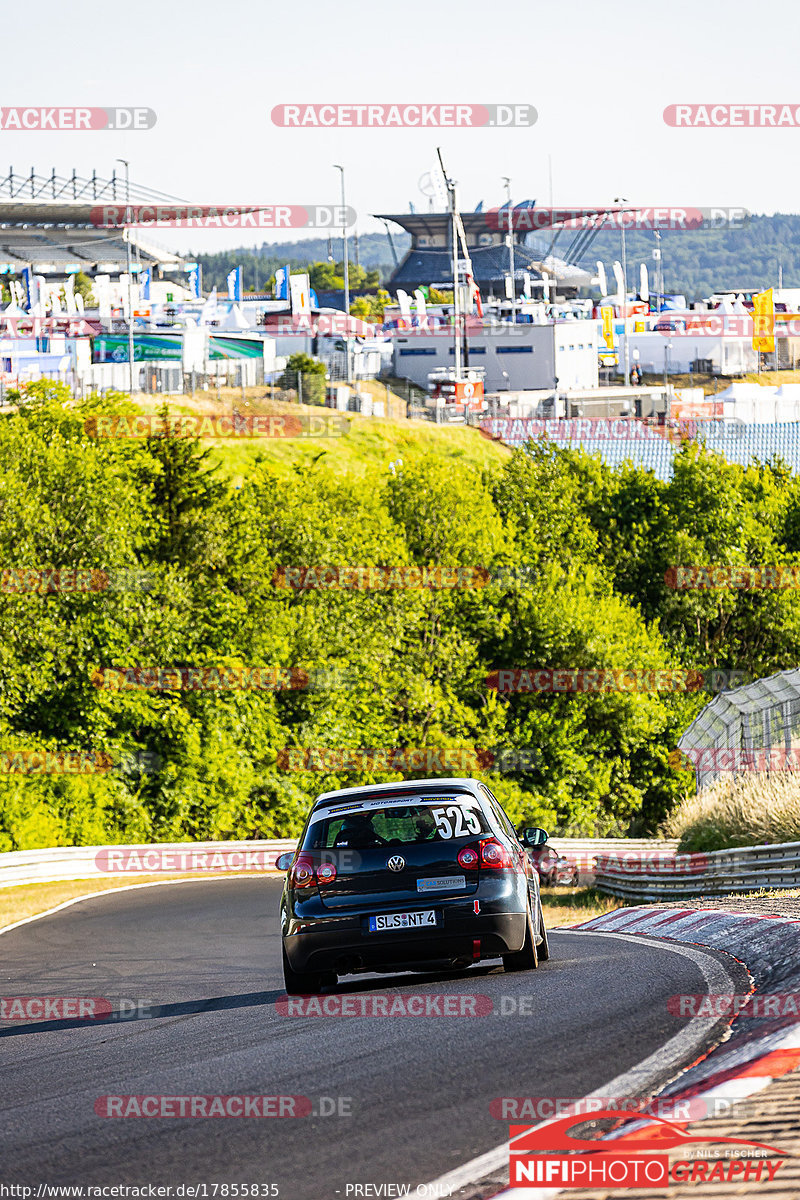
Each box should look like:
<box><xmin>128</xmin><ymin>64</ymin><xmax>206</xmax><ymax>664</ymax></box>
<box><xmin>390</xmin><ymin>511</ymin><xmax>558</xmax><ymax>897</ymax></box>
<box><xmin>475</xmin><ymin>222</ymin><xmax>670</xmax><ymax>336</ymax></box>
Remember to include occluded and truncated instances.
<box><xmin>279</xmin><ymin>778</ymin><xmax>544</xmax><ymax>978</ymax></box>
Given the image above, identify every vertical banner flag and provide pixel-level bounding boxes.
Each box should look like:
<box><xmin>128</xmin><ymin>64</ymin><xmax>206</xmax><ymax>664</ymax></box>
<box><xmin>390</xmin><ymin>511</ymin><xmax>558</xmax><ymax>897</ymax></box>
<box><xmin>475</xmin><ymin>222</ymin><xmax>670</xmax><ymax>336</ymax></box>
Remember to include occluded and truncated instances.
<box><xmin>466</xmin><ymin>273</ymin><xmax>483</xmax><ymax>318</ymax></box>
<box><xmin>596</xmin><ymin>261</ymin><xmax>608</xmax><ymax>295</ymax></box>
<box><xmin>639</xmin><ymin>263</ymin><xmax>649</xmax><ymax>303</ymax></box>
<box><xmin>31</xmin><ymin>275</ymin><xmax>47</xmax><ymax>317</ymax></box>
<box><xmin>752</xmin><ymin>288</ymin><xmax>775</xmax><ymax>352</ymax></box>
<box><xmin>200</xmin><ymin>286</ymin><xmax>218</xmax><ymax>325</ymax></box>
<box><xmin>396</xmin><ymin>289</ymin><xmax>412</xmax><ymax>320</ymax></box>
<box><xmin>413</xmin><ymin>289</ymin><xmax>427</xmax><ymax>319</ymax></box>
<box><xmin>289</xmin><ymin>273</ymin><xmax>311</xmax><ymax>316</ymax></box>
<box><xmin>94</xmin><ymin>275</ymin><xmax>112</xmax><ymax>323</ymax></box>
<box><xmin>21</xmin><ymin>267</ymin><xmax>38</xmax><ymax>311</ymax></box>
<box><xmin>188</xmin><ymin>267</ymin><xmax>200</xmax><ymax>299</ymax></box>
<box><xmin>612</xmin><ymin>261</ymin><xmax>625</xmax><ymax>306</ymax></box>
<box><xmin>63</xmin><ymin>273</ymin><xmax>77</xmax><ymax>316</ymax></box>
<box><xmin>275</xmin><ymin>265</ymin><xmax>290</xmax><ymax>301</ymax></box>
<box><xmin>226</xmin><ymin>267</ymin><xmax>242</xmax><ymax>302</ymax></box>
<box><xmin>601</xmin><ymin>306</ymin><xmax>614</xmax><ymax>348</ymax></box>
<box><xmin>141</xmin><ymin>268</ymin><xmax>151</xmax><ymax>301</ymax></box>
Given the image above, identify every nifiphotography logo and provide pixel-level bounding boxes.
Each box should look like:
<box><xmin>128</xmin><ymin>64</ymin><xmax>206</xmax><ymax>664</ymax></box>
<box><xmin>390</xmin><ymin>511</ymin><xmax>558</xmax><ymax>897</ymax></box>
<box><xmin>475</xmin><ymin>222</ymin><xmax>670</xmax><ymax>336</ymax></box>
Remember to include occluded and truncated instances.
<box><xmin>509</xmin><ymin>1109</ymin><xmax>787</xmax><ymax>1187</ymax></box>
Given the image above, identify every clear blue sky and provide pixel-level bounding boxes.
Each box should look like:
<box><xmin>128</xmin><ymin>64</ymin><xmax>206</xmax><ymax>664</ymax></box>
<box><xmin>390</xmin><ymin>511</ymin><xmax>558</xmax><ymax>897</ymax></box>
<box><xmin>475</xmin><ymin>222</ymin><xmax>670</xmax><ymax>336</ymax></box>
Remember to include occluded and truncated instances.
<box><xmin>3</xmin><ymin>0</ymin><xmax>798</xmax><ymax>252</ymax></box>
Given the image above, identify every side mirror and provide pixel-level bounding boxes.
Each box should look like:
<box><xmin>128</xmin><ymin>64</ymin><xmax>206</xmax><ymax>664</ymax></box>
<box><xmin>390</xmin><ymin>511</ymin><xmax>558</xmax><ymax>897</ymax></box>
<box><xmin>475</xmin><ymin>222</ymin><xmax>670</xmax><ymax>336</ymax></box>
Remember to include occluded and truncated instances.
<box><xmin>275</xmin><ymin>852</ymin><xmax>294</xmax><ymax>872</ymax></box>
<box><xmin>519</xmin><ymin>827</ymin><xmax>549</xmax><ymax>848</ymax></box>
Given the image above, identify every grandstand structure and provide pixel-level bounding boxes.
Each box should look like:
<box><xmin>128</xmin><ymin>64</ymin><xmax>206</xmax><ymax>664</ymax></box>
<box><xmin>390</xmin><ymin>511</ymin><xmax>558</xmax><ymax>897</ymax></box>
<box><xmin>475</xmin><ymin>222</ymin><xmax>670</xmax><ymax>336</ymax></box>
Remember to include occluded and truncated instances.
<box><xmin>0</xmin><ymin>167</ymin><xmax>185</xmax><ymax>279</ymax></box>
<box><xmin>374</xmin><ymin>205</ymin><xmax>593</xmax><ymax>300</ymax></box>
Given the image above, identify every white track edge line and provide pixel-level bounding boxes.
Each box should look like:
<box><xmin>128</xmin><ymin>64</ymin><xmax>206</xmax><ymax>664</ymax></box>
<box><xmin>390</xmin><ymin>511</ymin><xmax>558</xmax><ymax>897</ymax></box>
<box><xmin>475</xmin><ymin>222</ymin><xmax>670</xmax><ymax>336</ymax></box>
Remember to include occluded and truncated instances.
<box><xmin>0</xmin><ymin>872</ymin><xmax>281</xmax><ymax>937</ymax></box>
<box><xmin>420</xmin><ymin>928</ymin><xmax>744</xmax><ymax>1196</ymax></box>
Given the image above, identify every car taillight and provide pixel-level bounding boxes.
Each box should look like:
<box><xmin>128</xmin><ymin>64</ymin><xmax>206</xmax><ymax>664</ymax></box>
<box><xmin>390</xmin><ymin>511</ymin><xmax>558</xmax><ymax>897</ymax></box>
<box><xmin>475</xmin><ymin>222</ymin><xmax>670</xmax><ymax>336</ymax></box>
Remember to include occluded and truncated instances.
<box><xmin>291</xmin><ymin>853</ymin><xmax>317</xmax><ymax>888</ymax></box>
<box><xmin>457</xmin><ymin>845</ymin><xmax>480</xmax><ymax>870</ymax></box>
<box><xmin>316</xmin><ymin>861</ymin><xmax>337</xmax><ymax>885</ymax></box>
<box><xmin>480</xmin><ymin>838</ymin><xmax>513</xmax><ymax>869</ymax></box>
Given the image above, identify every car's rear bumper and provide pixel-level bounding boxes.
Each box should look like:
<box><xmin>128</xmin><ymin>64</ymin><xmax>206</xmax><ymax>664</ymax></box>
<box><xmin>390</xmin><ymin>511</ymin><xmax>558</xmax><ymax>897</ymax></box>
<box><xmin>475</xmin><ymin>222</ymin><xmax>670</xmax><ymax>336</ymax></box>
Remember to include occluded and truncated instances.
<box><xmin>283</xmin><ymin>906</ymin><xmax>527</xmax><ymax>974</ymax></box>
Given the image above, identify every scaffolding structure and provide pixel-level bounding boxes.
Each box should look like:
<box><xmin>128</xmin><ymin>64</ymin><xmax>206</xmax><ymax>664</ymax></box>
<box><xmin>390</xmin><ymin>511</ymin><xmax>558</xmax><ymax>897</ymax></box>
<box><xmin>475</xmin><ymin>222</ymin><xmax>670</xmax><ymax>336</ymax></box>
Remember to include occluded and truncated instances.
<box><xmin>679</xmin><ymin>667</ymin><xmax>800</xmax><ymax>790</ymax></box>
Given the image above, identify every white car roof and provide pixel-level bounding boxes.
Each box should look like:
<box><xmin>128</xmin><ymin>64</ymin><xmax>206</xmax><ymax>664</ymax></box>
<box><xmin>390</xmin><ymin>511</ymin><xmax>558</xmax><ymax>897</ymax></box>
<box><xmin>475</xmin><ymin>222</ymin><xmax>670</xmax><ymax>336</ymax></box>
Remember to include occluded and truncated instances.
<box><xmin>312</xmin><ymin>777</ymin><xmax>484</xmax><ymax>808</ymax></box>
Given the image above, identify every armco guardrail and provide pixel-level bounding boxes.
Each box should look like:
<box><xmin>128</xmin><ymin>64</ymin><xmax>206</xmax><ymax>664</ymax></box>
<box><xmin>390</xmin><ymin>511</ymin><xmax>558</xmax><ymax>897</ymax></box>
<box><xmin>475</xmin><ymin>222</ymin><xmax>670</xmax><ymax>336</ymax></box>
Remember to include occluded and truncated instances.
<box><xmin>0</xmin><ymin>839</ymin><xmax>298</xmax><ymax>889</ymax></box>
<box><xmin>548</xmin><ymin>837</ymin><xmax>679</xmax><ymax>883</ymax></box>
<box><xmin>0</xmin><ymin>835</ymin><xmax>680</xmax><ymax>891</ymax></box>
<box><xmin>594</xmin><ymin>840</ymin><xmax>800</xmax><ymax>899</ymax></box>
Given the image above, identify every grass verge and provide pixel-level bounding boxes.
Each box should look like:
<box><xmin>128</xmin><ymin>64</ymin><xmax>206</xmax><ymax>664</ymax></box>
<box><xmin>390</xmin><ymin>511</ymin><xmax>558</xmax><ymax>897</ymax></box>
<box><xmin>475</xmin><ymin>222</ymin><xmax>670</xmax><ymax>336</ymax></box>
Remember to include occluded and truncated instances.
<box><xmin>134</xmin><ymin>390</ymin><xmax>509</xmax><ymax>485</ymax></box>
<box><xmin>0</xmin><ymin>878</ymin><xmax>624</xmax><ymax>936</ymax></box>
<box><xmin>540</xmin><ymin>886</ymin><xmax>627</xmax><ymax>927</ymax></box>
<box><xmin>0</xmin><ymin>873</ymin><xmax>279</xmax><ymax>933</ymax></box>
<box><xmin>662</xmin><ymin>771</ymin><xmax>800</xmax><ymax>852</ymax></box>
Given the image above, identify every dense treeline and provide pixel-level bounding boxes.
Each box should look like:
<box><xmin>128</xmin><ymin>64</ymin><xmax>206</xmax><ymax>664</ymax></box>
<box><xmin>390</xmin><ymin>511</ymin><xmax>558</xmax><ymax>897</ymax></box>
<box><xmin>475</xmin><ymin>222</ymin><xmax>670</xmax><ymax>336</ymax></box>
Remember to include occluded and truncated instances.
<box><xmin>3</xmin><ymin>384</ymin><xmax>800</xmax><ymax>850</ymax></box>
<box><xmin>577</xmin><ymin>212</ymin><xmax>800</xmax><ymax>300</ymax></box>
<box><xmin>194</xmin><ymin>215</ymin><xmax>800</xmax><ymax>301</ymax></box>
<box><xmin>195</xmin><ymin>234</ymin><xmax>402</xmax><ymax>292</ymax></box>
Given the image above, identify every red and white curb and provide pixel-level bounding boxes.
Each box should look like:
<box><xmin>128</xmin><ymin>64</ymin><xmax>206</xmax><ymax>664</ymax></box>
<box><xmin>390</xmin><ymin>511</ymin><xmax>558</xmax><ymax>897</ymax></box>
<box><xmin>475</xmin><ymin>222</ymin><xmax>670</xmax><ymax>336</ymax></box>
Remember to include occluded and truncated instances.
<box><xmin>425</xmin><ymin>906</ymin><xmax>800</xmax><ymax>1199</ymax></box>
<box><xmin>580</xmin><ymin>907</ymin><xmax>800</xmax><ymax>1101</ymax></box>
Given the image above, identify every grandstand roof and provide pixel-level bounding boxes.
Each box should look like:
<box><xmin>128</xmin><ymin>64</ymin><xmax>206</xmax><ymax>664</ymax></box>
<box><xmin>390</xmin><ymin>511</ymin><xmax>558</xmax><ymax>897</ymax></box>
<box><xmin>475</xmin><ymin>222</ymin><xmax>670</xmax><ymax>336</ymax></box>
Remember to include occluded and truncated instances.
<box><xmin>377</xmin><ymin>205</ymin><xmax>595</xmax><ymax>294</ymax></box>
<box><xmin>0</xmin><ymin>169</ymin><xmax>186</xmax><ymax>273</ymax></box>
<box><xmin>0</xmin><ymin>167</ymin><xmax>185</xmax><ymax>227</ymax></box>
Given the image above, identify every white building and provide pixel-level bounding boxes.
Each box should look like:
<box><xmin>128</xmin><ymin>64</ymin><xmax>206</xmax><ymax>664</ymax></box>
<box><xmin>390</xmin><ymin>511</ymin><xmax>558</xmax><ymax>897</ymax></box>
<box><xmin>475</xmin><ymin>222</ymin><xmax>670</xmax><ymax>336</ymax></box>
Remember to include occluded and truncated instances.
<box><xmin>392</xmin><ymin>320</ymin><xmax>599</xmax><ymax>393</ymax></box>
<box><xmin>622</xmin><ymin>328</ymin><xmax>757</xmax><ymax>376</ymax></box>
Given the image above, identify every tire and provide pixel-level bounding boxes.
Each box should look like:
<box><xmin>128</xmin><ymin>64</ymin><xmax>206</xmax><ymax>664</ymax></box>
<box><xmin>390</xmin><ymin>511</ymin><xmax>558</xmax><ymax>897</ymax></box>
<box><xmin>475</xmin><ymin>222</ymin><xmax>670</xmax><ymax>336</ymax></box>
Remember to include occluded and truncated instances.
<box><xmin>536</xmin><ymin>899</ymin><xmax>550</xmax><ymax>962</ymax></box>
<box><xmin>281</xmin><ymin>944</ymin><xmax>335</xmax><ymax>995</ymax></box>
<box><xmin>503</xmin><ymin>901</ymin><xmax>539</xmax><ymax>972</ymax></box>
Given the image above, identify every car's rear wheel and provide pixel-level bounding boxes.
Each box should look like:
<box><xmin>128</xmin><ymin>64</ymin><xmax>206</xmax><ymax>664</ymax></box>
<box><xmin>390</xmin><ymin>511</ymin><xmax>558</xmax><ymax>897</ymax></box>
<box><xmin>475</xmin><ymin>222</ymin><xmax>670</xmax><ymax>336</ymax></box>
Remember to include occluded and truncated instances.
<box><xmin>536</xmin><ymin>898</ymin><xmax>550</xmax><ymax>961</ymax></box>
<box><xmin>503</xmin><ymin>901</ymin><xmax>539</xmax><ymax>971</ymax></box>
<box><xmin>282</xmin><ymin>944</ymin><xmax>335</xmax><ymax>995</ymax></box>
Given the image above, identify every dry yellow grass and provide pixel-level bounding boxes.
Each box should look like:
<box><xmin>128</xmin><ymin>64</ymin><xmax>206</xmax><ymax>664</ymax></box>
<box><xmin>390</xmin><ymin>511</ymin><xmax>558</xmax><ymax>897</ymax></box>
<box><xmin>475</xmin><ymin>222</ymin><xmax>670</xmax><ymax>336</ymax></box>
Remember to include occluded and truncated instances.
<box><xmin>540</xmin><ymin>886</ymin><xmax>627</xmax><ymax>927</ymax></box>
<box><xmin>0</xmin><ymin>872</ymin><xmax>280</xmax><ymax>933</ymax></box>
<box><xmin>663</xmin><ymin>770</ymin><xmax>800</xmax><ymax>852</ymax></box>
<box><xmin>0</xmin><ymin>877</ymin><xmax>622</xmax><ymax>938</ymax></box>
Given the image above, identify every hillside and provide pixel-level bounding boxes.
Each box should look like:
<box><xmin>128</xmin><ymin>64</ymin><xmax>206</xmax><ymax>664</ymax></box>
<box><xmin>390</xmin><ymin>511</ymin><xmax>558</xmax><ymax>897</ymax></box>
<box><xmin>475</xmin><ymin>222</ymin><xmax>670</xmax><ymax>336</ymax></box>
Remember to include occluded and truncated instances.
<box><xmin>194</xmin><ymin>214</ymin><xmax>800</xmax><ymax>300</ymax></box>
<box><xmin>134</xmin><ymin>388</ymin><xmax>510</xmax><ymax>485</ymax></box>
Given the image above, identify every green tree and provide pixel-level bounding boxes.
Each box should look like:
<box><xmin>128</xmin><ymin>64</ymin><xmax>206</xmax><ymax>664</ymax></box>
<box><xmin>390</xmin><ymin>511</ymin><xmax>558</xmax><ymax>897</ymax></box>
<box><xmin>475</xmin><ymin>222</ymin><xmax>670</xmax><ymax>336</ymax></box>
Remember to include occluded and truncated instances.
<box><xmin>139</xmin><ymin>407</ymin><xmax>228</xmax><ymax>566</ymax></box>
<box><xmin>279</xmin><ymin>353</ymin><xmax>327</xmax><ymax>406</ymax></box>
<box><xmin>71</xmin><ymin>271</ymin><xmax>95</xmax><ymax>305</ymax></box>
<box><xmin>350</xmin><ymin>290</ymin><xmax>391</xmax><ymax>321</ymax></box>
<box><xmin>308</xmin><ymin>261</ymin><xmax>344</xmax><ymax>292</ymax></box>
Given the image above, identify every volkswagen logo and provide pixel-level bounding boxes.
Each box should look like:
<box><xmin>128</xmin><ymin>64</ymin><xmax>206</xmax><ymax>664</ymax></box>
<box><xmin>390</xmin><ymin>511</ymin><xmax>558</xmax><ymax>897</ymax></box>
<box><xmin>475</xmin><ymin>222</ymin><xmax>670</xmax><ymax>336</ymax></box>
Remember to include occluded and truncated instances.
<box><xmin>387</xmin><ymin>855</ymin><xmax>405</xmax><ymax>872</ymax></box>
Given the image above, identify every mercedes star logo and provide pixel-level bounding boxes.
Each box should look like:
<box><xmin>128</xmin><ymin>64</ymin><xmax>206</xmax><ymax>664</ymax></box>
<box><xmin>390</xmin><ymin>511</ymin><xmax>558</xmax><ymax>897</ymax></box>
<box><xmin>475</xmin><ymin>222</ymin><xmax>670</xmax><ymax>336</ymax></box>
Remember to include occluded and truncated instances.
<box><xmin>387</xmin><ymin>855</ymin><xmax>405</xmax><ymax>872</ymax></box>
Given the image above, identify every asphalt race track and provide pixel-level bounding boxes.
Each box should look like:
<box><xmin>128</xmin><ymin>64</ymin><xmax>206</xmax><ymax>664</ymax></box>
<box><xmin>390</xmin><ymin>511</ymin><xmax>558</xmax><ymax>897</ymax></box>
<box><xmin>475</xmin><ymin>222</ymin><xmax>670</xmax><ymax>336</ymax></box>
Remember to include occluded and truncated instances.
<box><xmin>0</xmin><ymin>880</ymin><xmax>748</xmax><ymax>1197</ymax></box>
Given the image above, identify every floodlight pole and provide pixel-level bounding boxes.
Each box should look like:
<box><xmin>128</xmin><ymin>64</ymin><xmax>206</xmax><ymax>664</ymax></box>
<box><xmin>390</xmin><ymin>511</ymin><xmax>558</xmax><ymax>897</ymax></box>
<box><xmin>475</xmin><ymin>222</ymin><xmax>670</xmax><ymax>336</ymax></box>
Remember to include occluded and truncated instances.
<box><xmin>334</xmin><ymin>165</ymin><xmax>351</xmax><ymax>383</ymax></box>
<box><xmin>503</xmin><ymin>176</ymin><xmax>515</xmax><ymax>324</ymax></box>
<box><xmin>615</xmin><ymin>195</ymin><xmax>630</xmax><ymax>387</ymax></box>
<box><xmin>117</xmin><ymin>158</ymin><xmax>135</xmax><ymax>394</ymax></box>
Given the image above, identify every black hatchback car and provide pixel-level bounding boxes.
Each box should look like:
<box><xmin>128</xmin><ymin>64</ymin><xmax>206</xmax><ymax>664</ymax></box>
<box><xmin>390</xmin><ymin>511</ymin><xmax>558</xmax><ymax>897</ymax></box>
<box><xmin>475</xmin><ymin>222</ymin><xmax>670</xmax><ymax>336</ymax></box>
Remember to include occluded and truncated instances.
<box><xmin>276</xmin><ymin>777</ymin><xmax>550</xmax><ymax>994</ymax></box>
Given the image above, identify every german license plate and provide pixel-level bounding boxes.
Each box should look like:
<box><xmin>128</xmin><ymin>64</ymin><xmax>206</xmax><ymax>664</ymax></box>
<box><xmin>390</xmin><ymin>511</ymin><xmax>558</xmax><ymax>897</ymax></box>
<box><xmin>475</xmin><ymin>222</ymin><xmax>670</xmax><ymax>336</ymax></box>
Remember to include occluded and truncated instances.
<box><xmin>368</xmin><ymin>910</ymin><xmax>437</xmax><ymax>932</ymax></box>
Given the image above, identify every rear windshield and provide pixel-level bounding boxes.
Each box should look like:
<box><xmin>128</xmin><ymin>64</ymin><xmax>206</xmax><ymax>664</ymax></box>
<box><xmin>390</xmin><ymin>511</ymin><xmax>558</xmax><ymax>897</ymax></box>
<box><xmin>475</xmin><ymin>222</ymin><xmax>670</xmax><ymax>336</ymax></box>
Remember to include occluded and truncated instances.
<box><xmin>304</xmin><ymin>799</ymin><xmax>490</xmax><ymax>850</ymax></box>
